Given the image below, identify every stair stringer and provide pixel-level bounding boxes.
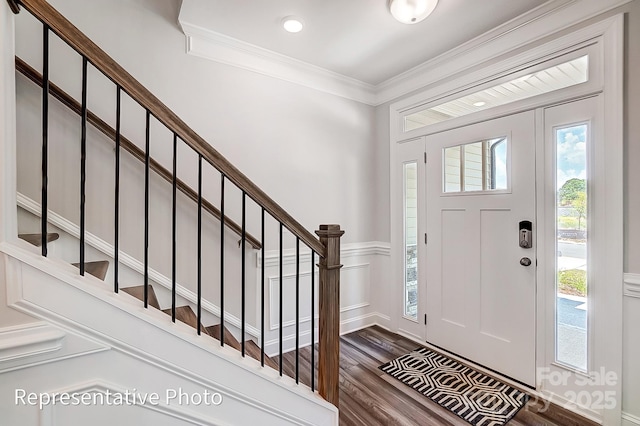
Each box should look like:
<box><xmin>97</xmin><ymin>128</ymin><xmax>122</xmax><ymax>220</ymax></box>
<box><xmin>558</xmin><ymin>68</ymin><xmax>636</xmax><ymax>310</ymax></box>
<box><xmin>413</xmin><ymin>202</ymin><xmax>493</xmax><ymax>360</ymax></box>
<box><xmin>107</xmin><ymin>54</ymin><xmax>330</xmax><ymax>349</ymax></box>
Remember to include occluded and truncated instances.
<box><xmin>17</xmin><ymin>193</ymin><xmax>262</xmax><ymax>340</ymax></box>
<box><xmin>1</xmin><ymin>242</ymin><xmax>338</xmax><ymax>426</ymax></box>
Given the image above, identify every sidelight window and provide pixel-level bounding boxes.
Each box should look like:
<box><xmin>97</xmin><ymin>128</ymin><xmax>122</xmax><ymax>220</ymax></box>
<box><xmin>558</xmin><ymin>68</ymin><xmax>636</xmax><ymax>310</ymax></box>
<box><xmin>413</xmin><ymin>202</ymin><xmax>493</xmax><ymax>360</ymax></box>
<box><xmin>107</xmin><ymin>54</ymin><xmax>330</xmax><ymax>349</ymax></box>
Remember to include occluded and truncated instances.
<box><xmin>555</xmin><ymin>123</ymin><xmax>589</xmax><ymax>371</ymax></box>
<box><xmin>403</xmin><ymin>162</ymin><xmax>418</xmax><ymax>319</ymax></box>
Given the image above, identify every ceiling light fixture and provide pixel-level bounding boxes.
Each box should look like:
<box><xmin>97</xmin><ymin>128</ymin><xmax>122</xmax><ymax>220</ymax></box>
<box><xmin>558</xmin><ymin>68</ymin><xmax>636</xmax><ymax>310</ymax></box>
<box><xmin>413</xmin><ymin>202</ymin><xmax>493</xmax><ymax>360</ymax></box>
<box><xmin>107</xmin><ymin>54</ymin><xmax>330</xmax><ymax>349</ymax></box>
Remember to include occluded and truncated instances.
<box><xmin>473</xmin><ymin>101</ymin><xmax>487</xmax><ymax>107</ymax></box>
<box><xmin>389</xmin><ymin>0</ymin><xmax>438</xmax><ymax>24</ymax></box>
<box><xmin>282</xmin><ymin>16</ymin><xmax>304</xmax><ymax>33</ymax></box>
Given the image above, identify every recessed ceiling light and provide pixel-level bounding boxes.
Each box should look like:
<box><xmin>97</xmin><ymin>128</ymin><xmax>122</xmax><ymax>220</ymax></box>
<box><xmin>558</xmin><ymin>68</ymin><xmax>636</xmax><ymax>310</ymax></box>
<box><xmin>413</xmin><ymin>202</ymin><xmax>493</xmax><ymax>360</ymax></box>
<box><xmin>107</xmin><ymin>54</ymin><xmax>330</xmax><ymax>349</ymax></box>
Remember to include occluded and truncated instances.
<box><xmin>282</xmin><ymin>16</ymin><xmax>304</xmax><ymax>33</ymax></box>
<box><xmin>473</xmin><ymin>101</ymin><xmax>487</xmax><ymax>107</ymax></box>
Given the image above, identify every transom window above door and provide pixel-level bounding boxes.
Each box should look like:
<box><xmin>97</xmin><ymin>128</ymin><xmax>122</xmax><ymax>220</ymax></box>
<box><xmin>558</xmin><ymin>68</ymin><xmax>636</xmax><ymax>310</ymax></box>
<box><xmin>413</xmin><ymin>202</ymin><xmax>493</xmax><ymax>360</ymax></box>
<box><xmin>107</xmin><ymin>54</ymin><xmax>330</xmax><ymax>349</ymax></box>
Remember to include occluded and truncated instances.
<box><xmin>404</xmin><ymin>55</ymin><xmax>589</xmax><ymax>132</ymax></box>
<box><xmin>443</xmin><ymin>137</ymin><xmax>508</xmax><ymax>194</ymax></box>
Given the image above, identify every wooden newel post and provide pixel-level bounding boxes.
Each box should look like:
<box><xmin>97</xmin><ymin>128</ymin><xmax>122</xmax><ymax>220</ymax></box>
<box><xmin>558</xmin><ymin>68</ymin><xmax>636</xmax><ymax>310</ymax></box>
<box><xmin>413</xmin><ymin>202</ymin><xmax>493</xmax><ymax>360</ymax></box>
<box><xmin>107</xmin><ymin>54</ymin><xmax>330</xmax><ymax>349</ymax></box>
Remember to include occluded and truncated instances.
<box><xmin>315</xmin><ymin>224</ymin><xmax>344</xmax><ymax>407</ymax></box>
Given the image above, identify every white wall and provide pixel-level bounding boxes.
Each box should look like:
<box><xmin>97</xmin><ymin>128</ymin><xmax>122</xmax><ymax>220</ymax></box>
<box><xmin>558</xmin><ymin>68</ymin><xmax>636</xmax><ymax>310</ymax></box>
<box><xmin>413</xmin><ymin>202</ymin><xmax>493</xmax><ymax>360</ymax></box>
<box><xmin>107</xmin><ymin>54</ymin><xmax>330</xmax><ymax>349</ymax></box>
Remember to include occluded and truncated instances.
<box><xmin>13</xmin><ymin>0</ymin><xmax>378</xmax><ymax>247</ymax></box>
<box><xmin>624</xmin><ymin>1</ymin><xmax>640</xmax><ymax>275</ymax></box>
<box><xmin>15</xmin><ymin>74</ymin><xmax>259</xmax><ymax>335</ymax></box>
<box><xmin>621</xmin><ymin>1</ymin><xmax>640</xmax><ymax>420</ymax></box>
<box><xmin>259</xmin><ymin>241</ymin><xmax>390</xmax><ymax>356</ymax></box>
<box><xmin>11</xmin><ymin>0</ymin><xmax>385</xmax><ymax>350</ymax></box>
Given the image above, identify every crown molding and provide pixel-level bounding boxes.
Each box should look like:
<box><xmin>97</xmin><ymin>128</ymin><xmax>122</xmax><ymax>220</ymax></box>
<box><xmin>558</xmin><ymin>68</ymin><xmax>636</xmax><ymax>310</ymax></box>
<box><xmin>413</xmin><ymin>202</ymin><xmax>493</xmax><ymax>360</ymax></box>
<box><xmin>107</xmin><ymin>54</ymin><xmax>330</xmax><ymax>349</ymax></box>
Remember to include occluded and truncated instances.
<box><xmin>376</xmin><ymin>0</ymin><xmax>633</xmax><ymax>104</ymax></box>
<box><xmin>179</xmin><ymin>20</ymin><xmax>377</xmax><ymax>105</ymax></box>
<box><xmin>374</xmin><ymin>0</ymin><xmax>577</xmax><ymax>104</ymax></box>
<box><xmin>178</xmin><ymin>0</ymin><xmax>634</xmax><ymax>107</ymax></box>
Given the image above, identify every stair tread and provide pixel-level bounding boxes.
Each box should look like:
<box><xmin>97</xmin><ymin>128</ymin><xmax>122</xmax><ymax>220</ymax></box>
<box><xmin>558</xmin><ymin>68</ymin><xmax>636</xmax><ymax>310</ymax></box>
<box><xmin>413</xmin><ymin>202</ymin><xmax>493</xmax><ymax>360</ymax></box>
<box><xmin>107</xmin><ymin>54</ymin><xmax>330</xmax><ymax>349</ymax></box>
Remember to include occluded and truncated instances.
<box><xmin>163</xmin><ymin>306</ymin><xmax>212</xmax><ymax>337</ymax></box>
<box><xmin>121</xmin><ymin>285</ymin><xmax>161</xmax><ymax>310</ymax></box>
<box><xmin>245</xmin><ymin>340</ymin><xmax>279</xmax><ymax>370</ymax></box>
<box><xmin>206</xmin><ymin>324</ymin><xmax>241</xmax><ymax>351</ymax></box>
<box><xmin>19</xmin><ymin>233</ymin><xmax>59</xmax><ymax>247</ymax></box>
<box><xmin>71</xmin><ymin>260</ymin><xmax>109</xmax><ymax>281</ymax></box>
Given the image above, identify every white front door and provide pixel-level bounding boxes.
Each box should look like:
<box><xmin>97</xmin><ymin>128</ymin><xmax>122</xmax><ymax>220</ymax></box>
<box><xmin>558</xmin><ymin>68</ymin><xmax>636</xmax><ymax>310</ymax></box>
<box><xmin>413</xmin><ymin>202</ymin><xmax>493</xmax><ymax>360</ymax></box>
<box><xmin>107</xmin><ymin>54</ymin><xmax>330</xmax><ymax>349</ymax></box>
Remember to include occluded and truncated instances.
<box><xmin>424</xmin><ymin>111</ymin><xmax>536</xmax><ymax>386</ymax></box>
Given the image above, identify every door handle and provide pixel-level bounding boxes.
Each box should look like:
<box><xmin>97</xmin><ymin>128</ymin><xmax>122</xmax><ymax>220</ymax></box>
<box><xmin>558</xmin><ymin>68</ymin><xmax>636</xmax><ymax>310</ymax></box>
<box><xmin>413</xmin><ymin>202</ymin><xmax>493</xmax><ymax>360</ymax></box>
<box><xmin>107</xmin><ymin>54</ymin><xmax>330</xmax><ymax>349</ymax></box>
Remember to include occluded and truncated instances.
<box><xmin>520</xmin><ymin>257</ymin><xmax>532</xmax><ymax>267</ymax></box>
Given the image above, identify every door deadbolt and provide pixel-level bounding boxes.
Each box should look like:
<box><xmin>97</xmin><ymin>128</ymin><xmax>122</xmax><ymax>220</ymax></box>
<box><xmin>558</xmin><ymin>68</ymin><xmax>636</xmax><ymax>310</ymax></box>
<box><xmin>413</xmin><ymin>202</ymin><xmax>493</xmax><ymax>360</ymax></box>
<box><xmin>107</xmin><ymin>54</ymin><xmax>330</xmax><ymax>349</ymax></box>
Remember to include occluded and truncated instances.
<box><xmin>519</xmin><ymin>220</ymin><xmax>533</xmax><ymax>249</ymax></box>
<box><xmin>520</xmin><ymin>257</ymin><xmax>532</xmax><ymax>266</ymax></box>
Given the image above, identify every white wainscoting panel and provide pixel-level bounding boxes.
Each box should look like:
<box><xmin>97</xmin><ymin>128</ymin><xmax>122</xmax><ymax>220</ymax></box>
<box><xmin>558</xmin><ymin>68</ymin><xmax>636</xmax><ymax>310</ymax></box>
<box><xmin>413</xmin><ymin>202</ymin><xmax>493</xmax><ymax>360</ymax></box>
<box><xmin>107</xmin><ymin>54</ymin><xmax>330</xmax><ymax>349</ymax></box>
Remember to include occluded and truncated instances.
<box><xmin>623</xmin><ymin>287</ymin><xmax>640</xmax><ymax>422</ymax></box>
<box><xmin>623</xmin><ymin>412</ymin><xmax>640</xmax><ymax>426</ymax></box>
<box><xmin>0</xmin><ymin>244</ymin><xmax>338</xmax><ymax>426</ymax></box>
<box><xmin>260</xmin><ymin>242</ymin><xmax>389</xmax><ymax>356</ymax></box>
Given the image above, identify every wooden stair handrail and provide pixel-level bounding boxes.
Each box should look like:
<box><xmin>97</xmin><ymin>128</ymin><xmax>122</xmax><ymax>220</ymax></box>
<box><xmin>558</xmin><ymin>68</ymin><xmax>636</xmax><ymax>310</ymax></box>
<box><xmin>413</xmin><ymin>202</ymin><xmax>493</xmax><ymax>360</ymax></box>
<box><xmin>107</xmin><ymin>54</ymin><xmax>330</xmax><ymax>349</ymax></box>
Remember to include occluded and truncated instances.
<box><xmin>15</xmin><ymin>56</ymin><xmax>262</xmax><ymax>250</ymax></box>
<box><xmin>14</xmin><ymin>0</ymin><xmax>326</xmax><ymax>257</ymax></box>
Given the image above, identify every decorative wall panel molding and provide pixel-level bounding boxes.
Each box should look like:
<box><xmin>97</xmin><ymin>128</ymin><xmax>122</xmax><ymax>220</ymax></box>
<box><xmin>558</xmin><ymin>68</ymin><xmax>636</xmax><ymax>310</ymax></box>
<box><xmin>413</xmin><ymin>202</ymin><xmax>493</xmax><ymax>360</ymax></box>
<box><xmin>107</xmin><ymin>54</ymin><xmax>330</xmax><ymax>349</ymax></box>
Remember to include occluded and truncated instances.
<box><xmin>0</xmin><ymin>322</ymin><xmax>65</xmax><ymax>362</ymax></box>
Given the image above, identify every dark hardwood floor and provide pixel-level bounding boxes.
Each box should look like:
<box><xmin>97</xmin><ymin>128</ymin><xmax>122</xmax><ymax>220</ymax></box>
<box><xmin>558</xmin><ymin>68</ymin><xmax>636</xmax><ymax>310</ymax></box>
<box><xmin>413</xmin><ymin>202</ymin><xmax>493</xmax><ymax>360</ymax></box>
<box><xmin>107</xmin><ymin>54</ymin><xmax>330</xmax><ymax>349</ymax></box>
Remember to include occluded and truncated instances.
<box><xmin>275</xmin><ymin>326</ymin><xmax>597</xmax><ymax>426</ymax></box>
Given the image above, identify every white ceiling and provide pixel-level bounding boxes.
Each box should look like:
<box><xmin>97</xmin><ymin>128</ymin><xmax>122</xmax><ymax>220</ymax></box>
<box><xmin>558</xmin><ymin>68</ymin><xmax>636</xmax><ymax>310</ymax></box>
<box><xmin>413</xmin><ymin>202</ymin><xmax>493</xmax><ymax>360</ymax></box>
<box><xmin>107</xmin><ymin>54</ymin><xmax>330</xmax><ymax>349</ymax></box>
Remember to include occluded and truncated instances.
<box><xmin>178</xmin><ymin>0</ymin><xmax>549</xmax><ymax>86</ymax></box>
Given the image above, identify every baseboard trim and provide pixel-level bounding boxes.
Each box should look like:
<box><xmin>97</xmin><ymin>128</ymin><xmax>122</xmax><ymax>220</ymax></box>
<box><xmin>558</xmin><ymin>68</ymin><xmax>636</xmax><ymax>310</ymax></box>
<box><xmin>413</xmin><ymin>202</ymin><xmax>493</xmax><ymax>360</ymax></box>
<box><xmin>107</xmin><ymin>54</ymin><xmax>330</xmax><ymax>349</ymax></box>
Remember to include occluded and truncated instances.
<box><xmin>340</xmin><ymin>312</ymin><xmax>384</xmax><ymax>335</ymax></box>
<box><xmin>265</xmin><ymin>312</ymin><xmax>389</xmax><ymax>357</ymax></box>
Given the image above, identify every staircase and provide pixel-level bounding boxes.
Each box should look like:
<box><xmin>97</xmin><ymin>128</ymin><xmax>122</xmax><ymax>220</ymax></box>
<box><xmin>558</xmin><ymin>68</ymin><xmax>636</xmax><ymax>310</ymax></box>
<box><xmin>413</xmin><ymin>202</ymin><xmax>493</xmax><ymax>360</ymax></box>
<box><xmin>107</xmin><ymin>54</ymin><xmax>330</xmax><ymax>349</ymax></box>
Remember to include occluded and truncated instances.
<box><xmin>18</xmin><ymin>232</ymin><xmax>281</xmax><ymax>369</ymax></box>
<box><xmin>3</xmin><ymin>0</ymin><xmax>344</xmax><ymax>419</ymax></box>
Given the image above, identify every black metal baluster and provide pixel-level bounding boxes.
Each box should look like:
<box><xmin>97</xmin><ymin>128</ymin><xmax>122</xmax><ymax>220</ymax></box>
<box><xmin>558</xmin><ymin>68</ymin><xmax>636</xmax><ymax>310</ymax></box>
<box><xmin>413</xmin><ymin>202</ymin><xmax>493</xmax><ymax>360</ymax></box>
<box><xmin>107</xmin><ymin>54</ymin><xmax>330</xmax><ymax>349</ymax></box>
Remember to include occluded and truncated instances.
<box><xmin>41</xmin><ymin>24</ymin><xmax>49</xmax><ymax>257</ymax></box>
<box><xmin>114</xmin><ymin>87</ymin><xmax>121</xmax><ymax>293</ymax></box>
<box><xmin>311</xmin><ymin>251</ymin><xmax>315</xmax><ymax>392</ymax></box>
<box><xmin>171</xmin><ymin>134</ymin><xmax>177</xmax><ymax>322</ymax></box>
<box><xmin>197</xmin><ymin>155</ymin><xmax>202</xmax><ymax>335</ymax></box>
<box><xmin>79</xmin><ymin>57</ymin><xmax>87</xmax><ymax>276</ymax></box>
<box><xmin>241</xmin><ymin>191</ymin><xmax>246</xmax><ymax>357</ymax></box>
<box><xmin>295</xmin><ymin>237</ymin><xmax>300</xmax><ymax>384</ymax></box>
<box><xmin>279</xmin><ymin>222</ymin><xmax>283</xmax><ymax>376</ymax></box>
<box><xmin>261</xmin><ymin>207</ymin><xmax>265</xmax><ymax>367</ymax></box>
<box><xmin>220</xmin><ymin>174</ymin><xmax>225</xmax><ymax>347</ymax></box>
<box><xmin>144</xmin><ymin>110</ymin><xmax>150</xmax><ymax>308</ymax></box>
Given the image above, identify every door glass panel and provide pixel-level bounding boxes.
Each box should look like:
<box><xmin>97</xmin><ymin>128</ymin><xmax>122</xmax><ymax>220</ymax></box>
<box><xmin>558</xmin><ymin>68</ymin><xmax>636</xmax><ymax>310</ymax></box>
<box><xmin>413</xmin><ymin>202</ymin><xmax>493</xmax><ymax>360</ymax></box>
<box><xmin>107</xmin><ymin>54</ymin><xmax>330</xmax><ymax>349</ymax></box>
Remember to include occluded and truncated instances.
<box><xmin>490</xmin><ymin>139</ymin><xmax>508</xmax><ymax>190</ymax></box>
<box><xmin>443</xmin><ymin>137</ymin><xmax>507</xmax><ymax>193</ymax></box>
<box><xmin>404</xmin><ymin>162</ymin><xmax>418</xmax><ymax>319</ymax></box>
<box><xmin>464</xmin><ymin>142</ymin><xmax>484</xmax><ymax>191</ymax></box>
<box><xmin>555</xmin><ymin>124</ymin><xmax>588</xmax><ymax>371</ymax></box>
<box><xmin>444</xmin><ymin>146</ymin><xmax>461</xmax><ymax>192</ymax></box>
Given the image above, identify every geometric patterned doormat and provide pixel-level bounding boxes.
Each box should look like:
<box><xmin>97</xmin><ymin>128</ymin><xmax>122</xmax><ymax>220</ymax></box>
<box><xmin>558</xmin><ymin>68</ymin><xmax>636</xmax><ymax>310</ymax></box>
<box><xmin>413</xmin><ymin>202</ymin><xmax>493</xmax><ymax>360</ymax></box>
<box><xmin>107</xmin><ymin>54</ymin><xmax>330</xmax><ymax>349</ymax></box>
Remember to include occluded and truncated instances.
<box><xmin>380</xmin><ymin>347</ymin><xmax>530</xmax><ymax>426</ymax></box>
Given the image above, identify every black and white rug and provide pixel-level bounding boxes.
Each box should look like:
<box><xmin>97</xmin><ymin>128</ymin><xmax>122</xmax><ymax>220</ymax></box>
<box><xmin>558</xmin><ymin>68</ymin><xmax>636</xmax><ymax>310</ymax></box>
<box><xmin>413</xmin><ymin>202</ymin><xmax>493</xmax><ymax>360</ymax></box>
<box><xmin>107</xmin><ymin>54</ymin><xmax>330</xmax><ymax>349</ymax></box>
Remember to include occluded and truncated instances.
<box><xmin>379</xmin><ymin>347</ymin><xmax>529</xmax><ymax>426</ymax></box>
